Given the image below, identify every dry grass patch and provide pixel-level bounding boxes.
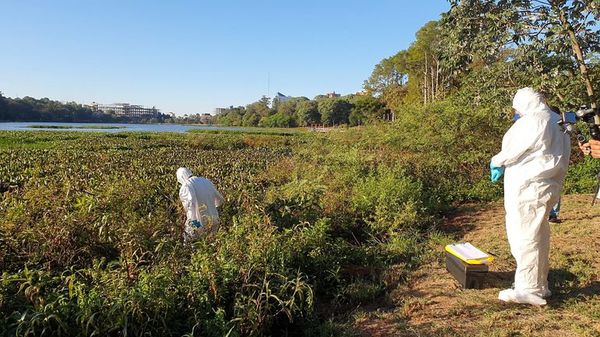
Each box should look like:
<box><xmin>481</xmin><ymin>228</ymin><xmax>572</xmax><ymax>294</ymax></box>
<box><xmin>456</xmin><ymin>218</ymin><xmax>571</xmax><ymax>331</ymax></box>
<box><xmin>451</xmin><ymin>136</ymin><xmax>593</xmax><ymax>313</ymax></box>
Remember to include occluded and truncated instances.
<box><xmin>353</xmin><ymin>194</ymin><xmax>600</xmax><ymax>336</ymax></box>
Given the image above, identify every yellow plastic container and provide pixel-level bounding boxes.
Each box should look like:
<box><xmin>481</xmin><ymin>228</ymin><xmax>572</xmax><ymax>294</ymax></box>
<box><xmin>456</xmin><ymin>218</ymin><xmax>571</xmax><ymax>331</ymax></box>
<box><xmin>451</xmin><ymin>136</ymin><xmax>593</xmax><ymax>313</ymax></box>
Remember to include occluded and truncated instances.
<box><xmin>445</xmin><ymin>242</ymin><xmax>494</xmax><ymax>265</ymax></box>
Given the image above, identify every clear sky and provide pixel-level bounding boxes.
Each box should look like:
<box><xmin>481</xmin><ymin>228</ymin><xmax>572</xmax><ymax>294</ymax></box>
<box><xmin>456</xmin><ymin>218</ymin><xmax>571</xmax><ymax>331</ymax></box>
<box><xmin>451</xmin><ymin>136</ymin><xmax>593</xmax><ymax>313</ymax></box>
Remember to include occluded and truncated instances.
<box><xmin>0</xmin><ymin>1</ymin><xmax>449</xmax><ymax>115</ymax></box>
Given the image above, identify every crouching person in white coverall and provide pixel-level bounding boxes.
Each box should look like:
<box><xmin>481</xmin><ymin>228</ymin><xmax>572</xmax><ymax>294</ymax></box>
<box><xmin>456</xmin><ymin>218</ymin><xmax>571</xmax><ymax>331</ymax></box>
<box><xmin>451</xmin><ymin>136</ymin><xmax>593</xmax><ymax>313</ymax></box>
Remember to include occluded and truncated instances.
<box><xmin>490</xmin><ymin>88</ymin><xmax>571</xmax><ymax>306</ymax></box>
<box><xmin>176</xmin><ymin>167</ymin><xmax>225</xmax><ymax>242</ymax></box>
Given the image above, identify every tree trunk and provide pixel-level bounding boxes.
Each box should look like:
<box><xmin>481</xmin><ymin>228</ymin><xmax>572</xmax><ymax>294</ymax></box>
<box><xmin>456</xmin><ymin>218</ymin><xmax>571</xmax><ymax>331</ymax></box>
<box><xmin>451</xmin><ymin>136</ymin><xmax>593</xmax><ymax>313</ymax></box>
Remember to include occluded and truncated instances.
<box><xmin>423</xmin><ymin>54</ymin><xmax>431</xmax><ymax>104</ymax></box>
<box><xmin>436</xmin><ymin>58</ymin><xmax>440</xmax><ymax>99</ymax></box>
<box><xmin>558</xmin><ymin>9</ymin><xmax>596</xmax><ymax>109</ymax></box>
<box><xmin>424</xmin><ymin>56</ymin><xmax>429</xmax><ymax>105</ymax></box>
<box><xmin>431</xmin><ymin>64</ymin><xmax>435</xmax><ymax>102</ymax></box>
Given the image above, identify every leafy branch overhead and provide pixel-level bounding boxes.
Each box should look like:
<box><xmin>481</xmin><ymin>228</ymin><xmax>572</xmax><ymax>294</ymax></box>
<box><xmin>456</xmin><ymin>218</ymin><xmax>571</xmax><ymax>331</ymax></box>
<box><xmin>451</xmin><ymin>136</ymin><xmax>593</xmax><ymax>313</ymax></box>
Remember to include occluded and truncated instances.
<box><xmin>444</xmin><ymin>0</ymin><xmax>600</xmax><ymax>103</ymax></box>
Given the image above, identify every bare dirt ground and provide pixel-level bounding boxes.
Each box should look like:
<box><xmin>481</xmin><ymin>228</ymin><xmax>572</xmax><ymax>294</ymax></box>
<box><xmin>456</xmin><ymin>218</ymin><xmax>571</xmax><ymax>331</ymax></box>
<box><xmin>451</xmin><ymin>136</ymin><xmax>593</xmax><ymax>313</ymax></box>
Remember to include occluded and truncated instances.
<box><xmin>353</xmin><ymin>194</ymin><xmax>600</xmax><ymax>337</ymax></box>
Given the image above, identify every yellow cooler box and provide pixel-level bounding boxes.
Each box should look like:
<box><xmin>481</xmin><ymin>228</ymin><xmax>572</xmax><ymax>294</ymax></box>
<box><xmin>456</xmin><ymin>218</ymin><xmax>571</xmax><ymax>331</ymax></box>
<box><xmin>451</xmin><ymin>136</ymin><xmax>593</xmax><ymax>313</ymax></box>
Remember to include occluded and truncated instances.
<box><xmin>445</xmin><ymin>243</ymin><xmax>493</xmax><ymax>289</ymax></box>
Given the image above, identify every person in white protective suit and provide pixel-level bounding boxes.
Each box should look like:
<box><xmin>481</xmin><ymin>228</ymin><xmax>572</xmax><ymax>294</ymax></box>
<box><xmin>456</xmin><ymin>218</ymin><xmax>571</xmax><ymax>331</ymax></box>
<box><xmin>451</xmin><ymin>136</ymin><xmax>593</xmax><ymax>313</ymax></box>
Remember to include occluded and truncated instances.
<box><xmin>490</xmin><ymin>88</ymin><xmax>571</xmax><ymax>306</ymax></box>
<box><xmin>176</xmin><ymin>167</ymin><xmax>225</xmax><ymax>242</ymax></box>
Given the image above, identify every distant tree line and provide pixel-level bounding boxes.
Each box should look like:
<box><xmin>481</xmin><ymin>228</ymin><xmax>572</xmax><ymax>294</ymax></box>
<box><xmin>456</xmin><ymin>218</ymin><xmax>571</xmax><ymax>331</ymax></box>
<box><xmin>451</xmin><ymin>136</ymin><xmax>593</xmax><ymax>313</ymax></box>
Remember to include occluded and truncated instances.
<box><xmin>219</xmin><ymin>1</ymin><xmax>596</xmax><ymax>131</ymax></box>
<box><xmin>218</xmin><ymin>0</ymin><xmax>598</xmax><ymax>129</ymax></box>
<box><xmin>215</xmin><ymin>94</ymin><xmax>389</xmax><ymax>128</ymax></box>
<box><xmin>168</xmin><ymin>113</ymin><xmax>215</xmax><ymax>125</ymax></box>
<box><xmin>0</xmin><ymin>92</ymin><xmax>172</xmax><ymax>123</ymax></box>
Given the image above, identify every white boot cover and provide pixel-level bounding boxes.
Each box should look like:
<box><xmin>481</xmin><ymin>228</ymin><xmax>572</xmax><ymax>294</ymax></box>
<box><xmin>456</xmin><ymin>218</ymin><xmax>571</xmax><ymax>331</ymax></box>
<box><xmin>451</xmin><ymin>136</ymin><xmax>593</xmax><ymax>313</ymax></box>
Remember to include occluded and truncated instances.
<box><xmin>498</xmin><ymin>288</ymin><xmax>547</xmax><ymax>306</ymax></box>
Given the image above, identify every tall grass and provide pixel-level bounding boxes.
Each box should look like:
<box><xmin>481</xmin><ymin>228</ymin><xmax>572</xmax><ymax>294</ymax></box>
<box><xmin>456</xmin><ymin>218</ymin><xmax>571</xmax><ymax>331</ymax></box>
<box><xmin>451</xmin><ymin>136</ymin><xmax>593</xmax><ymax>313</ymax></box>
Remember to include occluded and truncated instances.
<box><xmin>0</xmin><ymin>115</ymin><xmax>593</xmax><ymax>336</ymax></box>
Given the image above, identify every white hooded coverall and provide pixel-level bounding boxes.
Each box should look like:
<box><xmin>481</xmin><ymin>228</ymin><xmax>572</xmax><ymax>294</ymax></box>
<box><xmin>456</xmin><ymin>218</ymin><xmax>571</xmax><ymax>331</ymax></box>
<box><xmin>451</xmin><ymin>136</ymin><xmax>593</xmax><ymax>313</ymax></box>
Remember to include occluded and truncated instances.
<box><xmin>491</xmin><ymin>88</ymin><xmax>571</xmax><ymax>305</ymax></box>
<box><xmin>177</xmin><ymin>167</ymin><xmax>224</xmax><ymax>241</ymax></box>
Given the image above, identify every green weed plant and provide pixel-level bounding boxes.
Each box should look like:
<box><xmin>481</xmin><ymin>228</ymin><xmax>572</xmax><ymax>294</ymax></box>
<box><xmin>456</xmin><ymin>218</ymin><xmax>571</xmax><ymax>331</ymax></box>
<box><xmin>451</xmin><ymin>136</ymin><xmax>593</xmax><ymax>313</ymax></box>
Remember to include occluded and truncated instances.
<box><xmin>0</xmin><ymin>122</ymin><xmax>595</xmax><ymax>336</ymax></box>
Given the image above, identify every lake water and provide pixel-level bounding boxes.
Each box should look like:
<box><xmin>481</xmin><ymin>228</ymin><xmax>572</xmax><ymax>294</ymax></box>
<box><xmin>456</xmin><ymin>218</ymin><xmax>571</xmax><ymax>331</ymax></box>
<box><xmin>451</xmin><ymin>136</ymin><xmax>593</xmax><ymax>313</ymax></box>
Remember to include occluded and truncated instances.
<box><xmin>0</xmin><ymin>122</ymin><xmax>245</xmax><ymax>133</ymax></box>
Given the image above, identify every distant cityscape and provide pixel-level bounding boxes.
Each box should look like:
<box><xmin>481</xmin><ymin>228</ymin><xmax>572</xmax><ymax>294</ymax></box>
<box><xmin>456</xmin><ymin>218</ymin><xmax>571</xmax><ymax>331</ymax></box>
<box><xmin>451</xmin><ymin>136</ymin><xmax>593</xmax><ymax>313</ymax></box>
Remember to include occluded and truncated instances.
<box><xmin>88</xmin><ymin>102</ymin><xmax>162</xmax><ymax>118</ymax></box>
<box><xmin>86</xmin><ymin>90</ymin><xmax>347</xmax><ymax>120</ymax></box>
<box><xmin>214</xmin><ymin>91</ymin><xmax>344</xmax><ymax>114</ymax></box>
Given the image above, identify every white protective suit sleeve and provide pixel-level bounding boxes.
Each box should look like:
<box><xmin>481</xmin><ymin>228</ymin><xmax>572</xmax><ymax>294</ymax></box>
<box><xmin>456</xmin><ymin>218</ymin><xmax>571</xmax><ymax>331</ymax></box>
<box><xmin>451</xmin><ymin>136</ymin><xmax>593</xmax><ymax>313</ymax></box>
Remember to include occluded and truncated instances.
<box><xmin>178</xmin><ymin>182</ymin><xmax>196</xmax><ymax>242</ymax></box>
<box><xmin>490</xmin><ymin>117</ymin><xmax>543</xmax><ymax>168</ymax></box>
<box><xmin>179</xmin><ymin>185</ymin><xmax>193</xmax><ymax>216</ymax></box>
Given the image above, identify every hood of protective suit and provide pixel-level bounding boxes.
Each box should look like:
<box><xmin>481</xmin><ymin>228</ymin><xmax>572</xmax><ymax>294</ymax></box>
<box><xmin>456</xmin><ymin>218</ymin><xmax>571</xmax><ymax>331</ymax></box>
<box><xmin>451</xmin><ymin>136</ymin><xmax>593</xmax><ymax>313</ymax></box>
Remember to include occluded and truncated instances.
<box><xmin>176</xmin><ymin>167</ymin><xmax>193</xmax><ymax>185</ymax></box>
<box><xmin>512</xmin><ymin>87</ymin><xmax>551</xmax><ymax>117</ymax></box>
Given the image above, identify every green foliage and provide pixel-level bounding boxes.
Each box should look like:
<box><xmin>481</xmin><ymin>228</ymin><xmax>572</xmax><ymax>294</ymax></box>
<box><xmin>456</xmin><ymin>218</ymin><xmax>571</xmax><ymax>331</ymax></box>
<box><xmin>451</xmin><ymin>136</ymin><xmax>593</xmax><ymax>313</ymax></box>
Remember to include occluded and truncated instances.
<box><xmin>317</xmin><ymin>98</ymin><xmax>352</xmax><ymax>126</ymax></box>
<box><xmin>377</xmin><ymin>99</ymin><xmax>506</xmax><ymax>204</ymax></box>
<box><xmin>363</xmin><ymin>51</ymin><xmax>409</xmax><ymax>110</ymax></box>
<box><xmin>259</xmin><ymin>112</ymin><xmax>296</xmax><ymax>128</ymax></box>
<box><xmin>444</xmin><ymin>0</ymin><xmax>600</xmax><ymax>103</ymax></box>
<box><xmin>216</xmin><ymin>95</ymin><xmax>388</xmax><ymax>128</ymax></box>
<box><xmin>348</xmin><ymin>95</ymin><xmax>388</xmax><ymax>125</ymax></box>
<box><xmin>339</xmin><ymin>279</ymin><xmax>385</xmax><ymax>304</ymax></box>
<box><xmin>364</xmin><ymin>21</ymin><xmax>451</xmax><ymax>107</ymax></box>
<box><xmin>351</xmin><ymin>167</ymin><xmax>425</xmax><ymax>233</ymax></box>
<box><xmin>265</xmin><ymin>179</ymin><xmax>325</xmax><ymax>229</ymax></box>
<box><xmin>217</xmin><ymin>106</ymin><xmax>246</xmax><ymax>126</ymax></box>
<box><xmin>0</xmin><ymin>130</ymin><xmax>452</xmax><ymax>336</ymax></box>
<box><xmin>296</xmin><ymin>100</ymin><xmax>321</xmax><ymax>126</ymax></box>
<box><xmin>215</xmin><ymin>97</ymin><xmax>274</xmax><ymax>127</ymax></box>
<box><xmin>564</xmin><ymin>155</ymin><xmax>600</xmax><ymax>193</ymax></box>
<box><xmin>0</xmin><ymin>95</ymin><xmax>171</xmax><ymax>123</ymax></box>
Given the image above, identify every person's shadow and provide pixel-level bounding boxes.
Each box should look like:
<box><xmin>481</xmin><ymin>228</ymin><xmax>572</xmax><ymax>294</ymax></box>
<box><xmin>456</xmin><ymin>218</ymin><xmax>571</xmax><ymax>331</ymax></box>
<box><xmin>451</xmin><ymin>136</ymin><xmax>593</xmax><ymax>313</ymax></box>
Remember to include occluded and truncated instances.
<box><xmin>479</xmin><ymin>268</ymin><xmax>599</xmax><ymax>308</ymax></box>
<box><xmin>547</xmin><ymin>268</ymin><xmax>600</xmax><ymax>307</ymax></box>
<box><xmin>481</xmin><ymin>270</ymin><xmax>514</xmax><ymax>289</ymax></box>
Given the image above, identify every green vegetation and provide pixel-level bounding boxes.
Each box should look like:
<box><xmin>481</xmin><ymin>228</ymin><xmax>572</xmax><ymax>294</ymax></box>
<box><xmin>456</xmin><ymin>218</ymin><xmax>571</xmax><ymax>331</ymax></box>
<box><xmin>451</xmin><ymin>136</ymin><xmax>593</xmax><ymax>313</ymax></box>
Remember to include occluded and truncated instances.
<box><xmin>2</xmin><ymin>1</ymin><xmax>600</xmax><ymax>335</ymax></box>
<box><xmin>0</xmin><ymin>129</ymin><xmax>439</xmax><ymax>336</ymax></box>
<box><xmin>1</xmin><ymin>112</ymin><xmax>598</xmax><ymax>335</ymax></box>
<box><xmin>0</xmin><ymin>94</ymin><xmax>171</xmax><ymax>123</ymax></box>
<box><xmin>188</xmin><ymin>127</ymin><xmax>303</xmax><ymax>136</ymax></box>
<box><xmin>215</xmin><ymin>95</ymin><xmax>388</xmax><ymax>128</ymax></box>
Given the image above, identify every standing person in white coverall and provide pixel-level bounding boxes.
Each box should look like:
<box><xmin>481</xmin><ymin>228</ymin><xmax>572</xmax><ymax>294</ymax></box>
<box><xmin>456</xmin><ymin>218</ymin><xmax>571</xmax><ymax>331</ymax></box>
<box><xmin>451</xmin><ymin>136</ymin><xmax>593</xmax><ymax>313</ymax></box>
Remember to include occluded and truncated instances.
<box><xmin>176</xmin><ymin>167</ymin><xmax>224</xmax><ymax>242</ymax></box>
<box><xmin>490</xmin><ymin>88</ymin><xmax>571</xmax><ymax>306</ymax></box>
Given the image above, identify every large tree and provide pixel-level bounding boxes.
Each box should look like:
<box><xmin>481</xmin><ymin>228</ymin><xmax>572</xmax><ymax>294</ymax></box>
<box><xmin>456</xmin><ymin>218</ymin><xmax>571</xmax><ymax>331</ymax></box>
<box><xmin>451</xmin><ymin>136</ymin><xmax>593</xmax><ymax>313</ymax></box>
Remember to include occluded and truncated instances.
<box><xmin>406</xmin><ymin>21</ymin><xmax>450</xmax><ymax>104</ymax></box>
<box><xmin>363</xmin><ymin>51</ymin><xmax>409</xmax><ymax>110</ymax></box>
<box><xmin>296</xmin><ymin>100</ymin><xmax>321</xmax><ymax>126</ymax></box>
<box><xmin>365</xmin><ymin>21</ymin><xmax>452</xmax><ymax>108</ymax></box>
<box><xmin>444</xmin><ymin>0</ymin><xmax>600</xmax><ymax>105</ymax></box>
<box><xmin>318</xmin><ymin>98</ymin><xmax>352</xmax><ymax>126</ymax></box>
<box><xmin>349</xmin><ymin>95</ymin><xmax>388</xmax><ymax>125</ymax></box>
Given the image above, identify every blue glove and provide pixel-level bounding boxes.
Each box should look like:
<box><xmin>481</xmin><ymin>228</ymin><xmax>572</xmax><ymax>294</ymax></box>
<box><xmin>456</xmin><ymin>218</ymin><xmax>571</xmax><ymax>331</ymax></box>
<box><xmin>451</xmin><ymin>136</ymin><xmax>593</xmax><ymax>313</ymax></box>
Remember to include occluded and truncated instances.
<box><xmin>490</xmin><ymin>162</ymin><xmax>504</xmax><ymax>183</ymax></box>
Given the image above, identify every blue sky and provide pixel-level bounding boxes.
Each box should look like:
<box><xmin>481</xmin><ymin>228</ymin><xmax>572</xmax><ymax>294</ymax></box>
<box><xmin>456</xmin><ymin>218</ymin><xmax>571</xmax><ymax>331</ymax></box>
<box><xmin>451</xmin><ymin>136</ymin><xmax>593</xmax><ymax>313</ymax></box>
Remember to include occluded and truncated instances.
<box><xmin>0</xmin><ymin>1</ymin><xmax>449</xmax><ymax>115</ymax></box>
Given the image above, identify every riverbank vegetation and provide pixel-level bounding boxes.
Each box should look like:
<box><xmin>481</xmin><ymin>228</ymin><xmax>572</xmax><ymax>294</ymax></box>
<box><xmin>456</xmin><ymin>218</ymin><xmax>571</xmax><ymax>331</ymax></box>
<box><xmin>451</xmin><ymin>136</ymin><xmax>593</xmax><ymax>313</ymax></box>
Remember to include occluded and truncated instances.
<box><xmin>0</xmin><ymin>94</ymin><xmax>171</xmax><ymax>124</ymax></box>
<box><xmin>2</xmin><ymin>1</ymin><xmax>600</xmax><ymax>336</ymax></box>
<box><xmin>1</xmin><ymin>118</ymin><xmax>599</xmax><ymax>336</ymax></box>
<box><xmin>0</xmin><ymin>130</ymin><xmax>439</xmax><ymax>336</ymax></box>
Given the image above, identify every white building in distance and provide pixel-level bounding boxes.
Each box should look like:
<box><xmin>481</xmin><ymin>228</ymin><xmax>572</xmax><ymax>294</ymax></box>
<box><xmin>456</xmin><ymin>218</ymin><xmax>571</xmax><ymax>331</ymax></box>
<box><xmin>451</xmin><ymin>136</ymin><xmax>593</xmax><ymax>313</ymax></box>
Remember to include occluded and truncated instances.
<box><xmin>90</xmin><ymin>102</ymin><xmax>160</xmax><ymax>118</ymax></box>
<box><xmin>272</xmin><ymin>92</ymin><xmax>293</xmax><ymax>104</ymax></box>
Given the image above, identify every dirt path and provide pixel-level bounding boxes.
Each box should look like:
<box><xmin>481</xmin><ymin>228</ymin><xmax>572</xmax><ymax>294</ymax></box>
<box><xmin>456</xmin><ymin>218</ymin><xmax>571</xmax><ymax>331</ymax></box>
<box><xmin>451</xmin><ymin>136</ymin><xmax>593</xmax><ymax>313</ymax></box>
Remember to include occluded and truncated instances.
<box><xmin>354</xmin><ymin>194</ymin><xmax>600</xmax><ymax>337</ymax></box>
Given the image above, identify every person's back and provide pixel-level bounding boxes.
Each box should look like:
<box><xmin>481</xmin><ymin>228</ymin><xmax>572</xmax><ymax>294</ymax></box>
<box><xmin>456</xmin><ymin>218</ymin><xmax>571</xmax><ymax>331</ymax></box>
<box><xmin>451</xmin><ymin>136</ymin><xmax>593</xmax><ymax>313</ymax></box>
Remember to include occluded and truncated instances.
<box><xmin>501</xmin><ymin>110</ymin><xmax>570</xmax><ymax>200</ymax></box>
<box><xmin>177</xmin><ymin>167</ymin><xmax>224</xmax><ymax>242</ymax></box>
<box><xmin>183</xmin><ymin>176</ymin><xmax>223</xmax><ymax>228</ymax></box>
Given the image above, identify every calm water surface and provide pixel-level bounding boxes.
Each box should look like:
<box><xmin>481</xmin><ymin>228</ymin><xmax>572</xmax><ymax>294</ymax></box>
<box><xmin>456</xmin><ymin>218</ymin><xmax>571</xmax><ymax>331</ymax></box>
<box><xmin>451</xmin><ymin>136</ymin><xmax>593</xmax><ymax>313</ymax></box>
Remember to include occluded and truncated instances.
<box><xmin>0</xmin><ymin>122</ymin><xmax>245</xmax><ymax>133</ymax></box>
